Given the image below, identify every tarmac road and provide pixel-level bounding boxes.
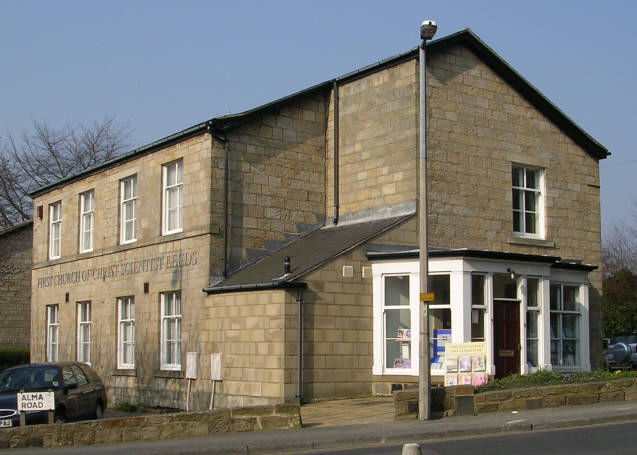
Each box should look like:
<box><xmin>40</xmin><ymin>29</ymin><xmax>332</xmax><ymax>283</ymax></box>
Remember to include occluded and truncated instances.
<box><xmin>299</xmin><ymin>421</ymin><xmax>637</xmax><ymax>455</ymax></box>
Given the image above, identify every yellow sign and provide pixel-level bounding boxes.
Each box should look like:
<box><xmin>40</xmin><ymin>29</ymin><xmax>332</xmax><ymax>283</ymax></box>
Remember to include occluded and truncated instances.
<box><xmin>420</xmin><ymin>292</ymin><xmax>435</xmax><ymax>302</ymax></box>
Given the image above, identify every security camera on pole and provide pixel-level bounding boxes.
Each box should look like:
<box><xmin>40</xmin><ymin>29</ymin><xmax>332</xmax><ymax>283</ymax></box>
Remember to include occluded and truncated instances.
<box><xmin>418</xmin><ymin>19</ymin><xmax>437</xmax><ymax>421</ymax></box>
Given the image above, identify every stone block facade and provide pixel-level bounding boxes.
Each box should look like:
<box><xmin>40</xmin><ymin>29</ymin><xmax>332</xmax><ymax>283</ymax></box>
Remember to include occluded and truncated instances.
<box><xmin>0</xmin><ymin>222</ymin><xmax>32</xmax><ymax>349</ymax></box>
<box><xmin>27</xmin><ymin>29</ymin><xmax>607</xmax><ymax>409</ymax></box>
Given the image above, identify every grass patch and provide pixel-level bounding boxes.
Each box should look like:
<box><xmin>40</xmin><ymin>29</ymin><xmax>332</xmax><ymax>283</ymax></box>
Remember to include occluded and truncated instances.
<box><xmin>476</xmin><ymin>369</ymin><xmax>637</xmax><ymax>393</ymax></box>
<box><xmin>115</xmin><ymin>402</ymin><xmax>141</xmax><ymax>412</ymax></box>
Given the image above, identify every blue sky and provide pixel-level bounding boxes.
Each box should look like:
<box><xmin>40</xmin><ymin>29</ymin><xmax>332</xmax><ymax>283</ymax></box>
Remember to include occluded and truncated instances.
<box><xmin>1</xmin><ymin>0</ymin><xmax>634</xmax><ymax>235</ymax></box>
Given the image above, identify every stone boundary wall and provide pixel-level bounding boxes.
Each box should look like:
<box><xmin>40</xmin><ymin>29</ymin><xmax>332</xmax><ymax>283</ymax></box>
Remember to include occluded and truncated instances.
<box><xmin>394</xmin><ymin>379</ymin><xmax>637</xmax><ymax>419</ymax></box>
<box><xmin>0</xmin><ymin>405</ymin><xmax>301</xmax><ymax>449</ymax></box>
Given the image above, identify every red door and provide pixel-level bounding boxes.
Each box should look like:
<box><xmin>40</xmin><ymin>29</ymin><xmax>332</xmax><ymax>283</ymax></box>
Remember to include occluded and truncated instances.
<box><xmin>494</xmin><ymin>300</ymin><xmax>520</xmax><ymax>379</ymax></box>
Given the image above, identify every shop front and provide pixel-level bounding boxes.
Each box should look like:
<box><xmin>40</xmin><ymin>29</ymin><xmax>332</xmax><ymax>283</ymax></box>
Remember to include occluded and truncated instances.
<box><xmin>370</xmin><ymin>249</ymin><xmax>594</xmax><ymax>382</ymax></box>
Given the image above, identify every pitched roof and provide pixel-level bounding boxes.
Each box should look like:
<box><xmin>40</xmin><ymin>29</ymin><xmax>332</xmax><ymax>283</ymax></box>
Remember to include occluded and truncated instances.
<box><xmin>30</xmin><ymin>29</ymin><xmax>608</xmax><ymax>198</ymax></box>
<box><xmin>203</xmin><ymin>215</ymin><xmax>412</xmax><ymax>294</ymax></box>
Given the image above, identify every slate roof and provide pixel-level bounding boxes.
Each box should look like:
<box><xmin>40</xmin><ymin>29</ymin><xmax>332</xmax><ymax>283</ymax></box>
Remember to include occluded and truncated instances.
<box><xmin>203</xmin><ymin>215</ymin><xmax>413</xmax><ymax>294</ymax></box>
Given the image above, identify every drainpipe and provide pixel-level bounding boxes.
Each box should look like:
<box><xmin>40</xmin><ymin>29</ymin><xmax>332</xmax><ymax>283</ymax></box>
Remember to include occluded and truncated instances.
<box><xmin>296</xmin><ymin>286</ymin><xmax>304</xmax><ymax>405</ymax></box>
<box><xmin>208</xmin><ymin>125</ymin><xmax>229</xmax><ymax>278</ymax></box>
<box><xmin>223</xmin><ymin>139</ymin><xmax>229</xmax><ymax>278</ymax></box>
<box><xmin>332</xmin><ymin>80</ymin><xmax>340</xmax><ymax>225</ymax></box>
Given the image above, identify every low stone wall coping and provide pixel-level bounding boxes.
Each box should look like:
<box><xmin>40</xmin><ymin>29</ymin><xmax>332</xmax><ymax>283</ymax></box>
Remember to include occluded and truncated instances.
<box><xmin>394</xmin><ymin>379</ymin><xmax>637</xmax><ymax>419</ymax></box>
<box><xmin>0</xmin><ymin>405</ymin><xmax>301</xmax><ymax>449</ymax></box>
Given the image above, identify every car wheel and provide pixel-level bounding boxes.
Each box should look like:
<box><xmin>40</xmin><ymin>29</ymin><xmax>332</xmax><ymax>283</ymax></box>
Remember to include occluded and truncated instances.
<box><xmin>54</xmin><ymin>412</ymin><xmax>67</xmax><ymax>424</ymax></box>
<box><xmin>94</xmin><ymin>402</ymin><xmax>104</xmax><ymax>419</ymax></box>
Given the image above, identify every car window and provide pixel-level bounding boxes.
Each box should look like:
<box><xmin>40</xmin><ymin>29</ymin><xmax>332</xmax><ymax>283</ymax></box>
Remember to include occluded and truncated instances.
<box><xmin>62</xmin><ymin>366</ymin><xmax>77</xmax><ymax>387</ymax></box>
<box><xmin>79</xmin><ymin>365</ymin><xmax>100</xmax><ymax>384</ymax></box>
<box><xmin>0</xmin><ymin>369</ymin><xmax>30</xmax><ymax>393</ymax></box>
<box><xmin>0</xmin><ymin>366</ymin><xmax>62</xmax><ymax>392</ymax></box>
<box><xmin>71</xmin><ymin>365</ymin><xmax>88</xmax><ymax>386</ymax></box>
<box><xmin>612</xmin><ymin>335</ymin><xmax>637</xmax><ymax>344</ymax></box>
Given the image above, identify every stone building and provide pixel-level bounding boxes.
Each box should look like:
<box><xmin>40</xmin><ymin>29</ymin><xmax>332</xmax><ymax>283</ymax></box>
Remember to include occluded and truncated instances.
<box><xmin>0</xmin><ymin>221</ymin><xmax>33</xmax><ymax>350</ymax></box>
<box><xmin>29</xmin><ymin>29</ymin><xmax>608</xmax><ymax>409</ymax></box>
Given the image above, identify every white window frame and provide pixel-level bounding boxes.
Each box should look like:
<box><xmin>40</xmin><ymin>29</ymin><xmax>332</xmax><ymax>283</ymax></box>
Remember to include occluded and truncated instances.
<box><xmin>117</xmin><ymin>296</ymin><xmax>135</xmax><ymax>369</ymax></box>
<box><xmin>550</xmin><ymin>283</ymin><xmax>581</xmax><ymax>369</ymax></box>
<box><xmin>160</xmin><ymin>291</ymin><xmax>182</xmax><ymax>370</ymax></box>
<box><xmin>162</xmin><ymin>160</ymin><xmax>183</xmax><ymax>235</ymax></box>
<box><xmin>79</xmin><ymin>190</ymin><xmax>94</xmax><ymax>253</ymax></box>
<box><xmin>120</xmin><ymin>176</ymin><xmax>137</xmax><ymax>244</ymax></box>
<box><xmin>524</xmin><ymin>277</ymin><xmax>541</xmax><ymax>373</ymax></box>
<box><xmin>46</xmin><ymin>305</ymin><xmax>59</xmax><ymax>362</ymax></box>
<box><xmin>471</xmin><ymin>274</ymin><xmax>487</xmax><ymax>342</ymax></box>
<box><xmin>49</xmin><ymin>201</ymin><xmax>62</xmax><ymax>259</ymax></box>
<box><xmin>512</xmin><ymin>164</ymin><xmax>545</xmax><ymax>239</ymax></box>
<box><xmin>77</xmin><ymin>301</ymin><xmax>91</xmax><ymax>365</ymax></box>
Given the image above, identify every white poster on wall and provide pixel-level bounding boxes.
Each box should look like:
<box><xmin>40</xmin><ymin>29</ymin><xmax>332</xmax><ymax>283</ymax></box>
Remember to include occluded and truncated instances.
<box><xmin>186</xmin><ymin>352</ymin><xmax>198</xmax><ymax>379</ymax></box>
<box><xmin>211</xmin><ymin>353</ymin><xmax>222</xmax><ymax>381</ymax></box>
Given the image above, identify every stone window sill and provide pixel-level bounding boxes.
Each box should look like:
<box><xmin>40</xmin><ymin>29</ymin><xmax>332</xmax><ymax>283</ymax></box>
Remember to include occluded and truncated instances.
<box><xmin>508</xmin><ymin>236</ymin><xmax>556</xmax><ymax>248</ymax></box>
<box><xmin>153</xmin><ymin>369</ymin><xmax>184</xmax><ymax>379</ymax></box>
<box><xmin>111</xmin><ymin>368</ymin><xmax>137</xmax><ymax>377</ymax></box>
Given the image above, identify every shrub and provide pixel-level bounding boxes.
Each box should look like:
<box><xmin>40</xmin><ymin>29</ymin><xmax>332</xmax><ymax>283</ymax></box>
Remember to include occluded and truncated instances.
<box><xmin>475</xmin><ymin>369</ymin><xmax>637</xmax><ymax>393</ymax></box>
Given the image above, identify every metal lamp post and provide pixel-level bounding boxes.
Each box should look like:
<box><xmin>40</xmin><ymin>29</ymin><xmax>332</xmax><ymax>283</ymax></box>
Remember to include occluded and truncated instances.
<box><xmin>418</xmin><ymin>19</ymin><xmax>437</xmax><ymax>421</ymax></box>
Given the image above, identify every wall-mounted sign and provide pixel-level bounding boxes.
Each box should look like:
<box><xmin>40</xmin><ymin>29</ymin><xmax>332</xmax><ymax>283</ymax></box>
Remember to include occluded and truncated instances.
<box><xmin>36</xmin><ymin>248</ymin><xmax>199</xmax><ymax>289</ymax></box>
<box><xmin>17</xmin><ymin>392</ymin><xmax>55</xmax><ymax>411</ymax></box>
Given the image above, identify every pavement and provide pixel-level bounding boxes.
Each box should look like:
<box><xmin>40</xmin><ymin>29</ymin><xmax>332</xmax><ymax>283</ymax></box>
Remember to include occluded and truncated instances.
<box><xmin>7</xmin><ymin>398</ymin><xmax>637</xmax><ymax>454</ymax></box>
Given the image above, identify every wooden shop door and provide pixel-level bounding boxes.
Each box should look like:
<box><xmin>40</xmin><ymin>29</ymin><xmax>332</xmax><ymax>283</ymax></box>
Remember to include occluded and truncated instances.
<box><xmin>494</xmin><ymin>300</ymin><xmax>520</xmax><ymax>379</ymax></box>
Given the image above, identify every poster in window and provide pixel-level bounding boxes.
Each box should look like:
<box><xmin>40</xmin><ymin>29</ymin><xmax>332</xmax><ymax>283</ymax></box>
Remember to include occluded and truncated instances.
<box><xmin>458</xmin><ymin>374</ymin><xmax>472</xmax><ymax>385</ymax></box>
<box><xmin>393</xmin><ymin>358</ymin><xmax>411</xmax><ymax>368</ymax></box>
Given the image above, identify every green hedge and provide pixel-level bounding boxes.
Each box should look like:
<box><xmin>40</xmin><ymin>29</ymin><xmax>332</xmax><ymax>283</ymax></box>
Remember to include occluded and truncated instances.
<box><xmin>0</xmin><ymin>348</ymin><xmax>30</xmax><ymax>372</ymax></box>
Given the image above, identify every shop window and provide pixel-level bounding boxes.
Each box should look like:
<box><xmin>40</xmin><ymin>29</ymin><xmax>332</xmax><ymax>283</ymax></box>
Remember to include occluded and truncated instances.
<box><xmin>550</xmin><ymin>284</ymin><xmax>580</xmax><ymax>367</ymax></box>
<box><xmin>161</xmin><ymin>291</ymin><xmax>182</xmax><ymax>370</ymax></box>
<box><xmin>383</xmin><ymin>275</ymin><xmax>412</xmax><ymax>370</ymax></box>
<box><xmin>77</xmin><ymin>301</ymin><xmax>91</xmax><ymax>364</ymax></box>
<box><xmin>471</xmin><ymin>275</ymin><xmax>486</xmax><ymax>342</ymax></box>
<box><xmin>526</xmin><ymin>278</ymin><xmax>541</xmax><ymax>368</ymax></box>
<box><xmin>429</xmin><ymin>274</ymin><xmax>451</xmax><ymax>368</ymax></box>
<box><xmin>118</xmin><ymin>297</ymin><xmax>135</xmax><ymax>369</ymax></box>
<box><xmin>46</xmin><ymin>305</ymin><xmax>59</xmax><ymax>362</ymax></box>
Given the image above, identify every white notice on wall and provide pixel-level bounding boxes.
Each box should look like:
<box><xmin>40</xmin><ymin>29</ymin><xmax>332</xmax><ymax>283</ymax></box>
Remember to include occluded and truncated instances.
<box><xmin>210</xmin><ymin>353</ymin><xmax>222</xmax><ymax>381</ymax></box>
<box><xmin>186</xmin><ymin>352</ymin><xmax>198</xmax><ymax>379</ymax></box>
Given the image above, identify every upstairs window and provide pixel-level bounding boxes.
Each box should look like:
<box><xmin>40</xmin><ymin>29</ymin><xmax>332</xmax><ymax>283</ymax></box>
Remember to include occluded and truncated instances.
<box><xmin>162</xmin><ymin>160</ymin><xmax>183</xmax><ymax>235</ymax></box>
<box><xmin>512</xmin><ymin>165</ymin><xmax>544</xmax><ymax>238</ymax></box>
<box><xmin>49</xmin><ymin>201</ymin><xmax>62</xmax><ymax>259</ymax></box>
<box><xmin>120</xmin><ymin>176</ymin><xmax>137</xmax><ymax>244</ymax></box>
<box><xmin>79</xmin><ymin>190</ymin><xmax>94</xmax><ymax>253</ymax></box>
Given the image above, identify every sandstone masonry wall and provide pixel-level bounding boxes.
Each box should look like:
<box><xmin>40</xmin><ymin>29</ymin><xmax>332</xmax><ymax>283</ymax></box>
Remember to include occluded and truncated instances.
<box><xmin>0</xmin><ymin>222</ymin><xmax>32</xmax><ymax>349</ymax></box>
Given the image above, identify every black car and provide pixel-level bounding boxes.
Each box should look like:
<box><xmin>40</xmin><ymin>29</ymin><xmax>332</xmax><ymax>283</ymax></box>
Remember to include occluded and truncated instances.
<box><xmin>0</xmin><ymin>362</ymin><xmax>107</xmax><ymax>428</ymax></box>
<box><xmin>604</xmin><ymin>334</ymin><xmax>637</xmax><ymax>370</ymax></box>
